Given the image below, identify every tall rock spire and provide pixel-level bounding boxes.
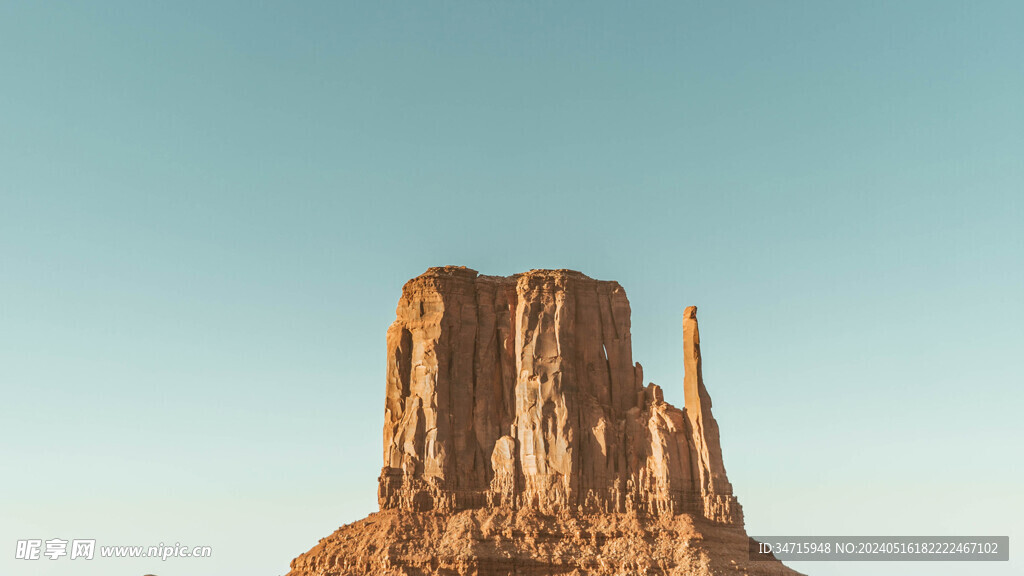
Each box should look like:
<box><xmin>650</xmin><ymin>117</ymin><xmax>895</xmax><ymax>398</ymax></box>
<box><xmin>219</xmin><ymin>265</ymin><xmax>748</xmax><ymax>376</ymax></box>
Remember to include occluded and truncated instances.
<box><xmin>683</xmin><ymin>306</ymin><xmax>738</xmax><ymax>522</ymax></box>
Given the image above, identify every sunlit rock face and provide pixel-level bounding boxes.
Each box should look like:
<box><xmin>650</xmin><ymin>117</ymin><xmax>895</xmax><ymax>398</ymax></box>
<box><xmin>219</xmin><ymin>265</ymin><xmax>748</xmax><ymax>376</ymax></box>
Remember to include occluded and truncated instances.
<box><xmin>287</xmin><ymin>267</ymin><xmax>802</xmax><ymax>576</ymax></box>
<box><xmin>378</xmin><ymin>266</ymin><xmax>740</xmax><ymax>525</ymax></box>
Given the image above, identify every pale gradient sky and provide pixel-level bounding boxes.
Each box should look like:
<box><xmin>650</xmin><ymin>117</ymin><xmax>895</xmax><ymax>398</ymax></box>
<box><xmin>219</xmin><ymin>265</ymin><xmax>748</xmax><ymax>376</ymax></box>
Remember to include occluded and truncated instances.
<box><xmin>1</xmin><ymin>2</ymin><xmax>1022</xmax><ymax>575</ymax></box>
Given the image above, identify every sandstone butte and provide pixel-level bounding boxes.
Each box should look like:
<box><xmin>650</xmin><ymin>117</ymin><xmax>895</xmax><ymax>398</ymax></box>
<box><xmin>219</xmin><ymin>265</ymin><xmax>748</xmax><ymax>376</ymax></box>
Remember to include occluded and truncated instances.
<box><xmin>288</xmin><ymin>267</ymin><xmax>803</xmax><ymax>576</ymax></box>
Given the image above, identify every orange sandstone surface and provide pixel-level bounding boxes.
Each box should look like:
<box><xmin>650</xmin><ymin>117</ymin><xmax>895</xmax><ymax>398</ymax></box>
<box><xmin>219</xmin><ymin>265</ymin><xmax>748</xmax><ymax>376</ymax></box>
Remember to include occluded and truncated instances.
<box><xmin>287</xmin><ymin>267</ymin><xmax>803</xmax><ymax>576</ymax></box>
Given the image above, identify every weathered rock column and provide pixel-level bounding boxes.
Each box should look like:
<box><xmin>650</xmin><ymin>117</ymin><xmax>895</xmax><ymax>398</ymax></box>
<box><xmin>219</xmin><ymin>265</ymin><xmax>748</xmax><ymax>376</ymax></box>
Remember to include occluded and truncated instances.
<box><xmin>683</xmin><ymin>306</ymin><xmax>742</xmax><ymax>524</ymax></box>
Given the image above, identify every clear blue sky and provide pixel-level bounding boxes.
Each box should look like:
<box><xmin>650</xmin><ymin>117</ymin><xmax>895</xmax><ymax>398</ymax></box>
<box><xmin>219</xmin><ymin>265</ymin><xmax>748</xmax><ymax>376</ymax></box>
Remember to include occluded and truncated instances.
<box><xmin>1</xmin><ymin>2</ymin><xmax>1021</xmax><ymax>575</ymax></box>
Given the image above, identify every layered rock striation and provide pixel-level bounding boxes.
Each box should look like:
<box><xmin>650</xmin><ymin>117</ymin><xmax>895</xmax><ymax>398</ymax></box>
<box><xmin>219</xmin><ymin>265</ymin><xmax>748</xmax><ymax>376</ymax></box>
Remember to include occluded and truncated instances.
<box><xmin>288</xmin><ymin>267</ymin><xmax>800</xmax><ymax>576</ymax></box>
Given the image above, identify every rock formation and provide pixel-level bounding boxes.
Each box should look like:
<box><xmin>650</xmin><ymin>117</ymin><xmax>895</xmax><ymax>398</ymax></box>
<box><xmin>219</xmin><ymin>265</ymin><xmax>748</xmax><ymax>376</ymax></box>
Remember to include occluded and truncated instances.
<box><xmin>288</xmin><ymin>267</ymin><xmax>801</xmax><ymax>576</ymax></box>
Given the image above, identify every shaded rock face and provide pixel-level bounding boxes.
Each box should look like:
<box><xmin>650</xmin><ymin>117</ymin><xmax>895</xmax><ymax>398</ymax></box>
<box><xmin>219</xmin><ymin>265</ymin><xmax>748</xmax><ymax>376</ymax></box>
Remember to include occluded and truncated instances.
<box><xmin>378</xmin><ymin>267</ymin><xmax>740</xmax><ymax>525</ymax></box>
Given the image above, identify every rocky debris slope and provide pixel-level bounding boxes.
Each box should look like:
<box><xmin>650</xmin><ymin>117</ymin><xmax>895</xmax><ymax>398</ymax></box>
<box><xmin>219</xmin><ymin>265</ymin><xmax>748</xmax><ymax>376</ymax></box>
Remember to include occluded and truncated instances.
<box><xmin>289</xmin><ymin>508</ymin><xmax>799</xmax><ymax>576</ymax></box>
<box><xmin>288</xmin><ymin>267</ymin><xmax>802</xmax><ymax>576</ymax></box>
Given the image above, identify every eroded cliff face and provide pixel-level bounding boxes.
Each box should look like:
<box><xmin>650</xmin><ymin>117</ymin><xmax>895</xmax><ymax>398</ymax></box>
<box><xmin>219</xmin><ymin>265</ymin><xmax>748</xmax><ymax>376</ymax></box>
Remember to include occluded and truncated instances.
<box><xmin>287</xmin><ymin>267</ymin><xmax>801</xmax><ymax>576</ymax></box>
<box><xmin>378</xmin><ymin>267</ymin><xmax>740</xmax><ymax>525</ymax></box>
